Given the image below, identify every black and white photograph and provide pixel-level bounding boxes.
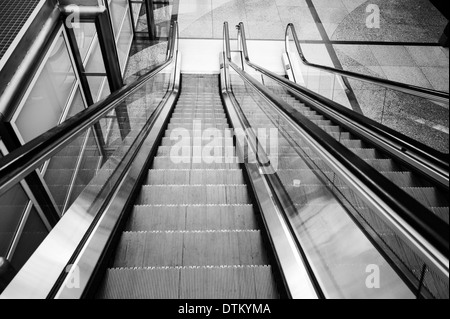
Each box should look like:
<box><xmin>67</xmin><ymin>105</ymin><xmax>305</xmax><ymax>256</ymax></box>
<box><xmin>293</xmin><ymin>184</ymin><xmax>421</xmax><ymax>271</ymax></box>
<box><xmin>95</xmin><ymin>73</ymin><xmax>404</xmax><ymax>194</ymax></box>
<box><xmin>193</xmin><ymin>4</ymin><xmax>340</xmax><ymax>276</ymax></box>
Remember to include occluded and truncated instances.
<box><xmin>0</xmin><ymin>0</ymin><xmax>448</xmax><ymax>304</ymax></box>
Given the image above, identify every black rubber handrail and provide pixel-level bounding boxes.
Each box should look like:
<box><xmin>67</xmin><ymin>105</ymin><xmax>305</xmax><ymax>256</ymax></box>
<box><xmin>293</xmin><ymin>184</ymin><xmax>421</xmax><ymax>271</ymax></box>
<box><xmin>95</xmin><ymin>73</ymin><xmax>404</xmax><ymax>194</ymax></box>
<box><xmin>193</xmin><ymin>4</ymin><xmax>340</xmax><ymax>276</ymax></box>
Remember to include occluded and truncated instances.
<box><xmin>0</xmin><ymin>22</ymin><xmax>178</xmax><ymax>198</ymax></box>
<box><xmin>224</xmin><ymin>22</ymin><xmax>448</xmax><ymax>277</ymax></box>
<box><xmin>285</xmin><ymin>23</ymin><xmax>449</xmax><ymax>104</ymax></box>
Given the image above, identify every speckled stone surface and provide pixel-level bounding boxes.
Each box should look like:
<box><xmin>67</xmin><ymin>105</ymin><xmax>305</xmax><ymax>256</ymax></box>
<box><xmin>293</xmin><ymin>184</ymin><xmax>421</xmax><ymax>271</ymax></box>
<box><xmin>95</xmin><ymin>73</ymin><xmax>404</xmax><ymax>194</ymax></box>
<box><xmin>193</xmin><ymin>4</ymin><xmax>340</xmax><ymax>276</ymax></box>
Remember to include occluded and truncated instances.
<box><xmin>330</xmin><ymin>0</ymin><xmax>447</xmax><ymax>43</ymax></box>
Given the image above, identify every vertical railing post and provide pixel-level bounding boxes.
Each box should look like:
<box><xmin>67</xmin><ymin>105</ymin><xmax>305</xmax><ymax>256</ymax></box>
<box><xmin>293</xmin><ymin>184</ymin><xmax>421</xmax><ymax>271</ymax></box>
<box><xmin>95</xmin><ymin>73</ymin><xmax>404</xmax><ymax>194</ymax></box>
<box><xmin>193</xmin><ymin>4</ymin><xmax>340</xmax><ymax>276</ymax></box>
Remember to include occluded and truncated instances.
<box><xmin>96</xmin><ymin>9</ymin><xmax>131</xmax><ymax>139</ymax></box>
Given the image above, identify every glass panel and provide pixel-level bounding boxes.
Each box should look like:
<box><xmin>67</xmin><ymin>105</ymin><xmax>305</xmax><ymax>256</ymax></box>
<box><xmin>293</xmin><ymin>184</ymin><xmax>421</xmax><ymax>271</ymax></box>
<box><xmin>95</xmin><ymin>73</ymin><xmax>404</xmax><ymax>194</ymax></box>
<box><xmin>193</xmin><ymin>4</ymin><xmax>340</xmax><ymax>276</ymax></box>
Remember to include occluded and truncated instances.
<box><xmin>3</xmin><ymin>56</ymin><xmax>175</xmax><ymax>289</ymax></box>
<box><xmin>84</xmin><ymin>37</ymin><xmax>108</xmax><ymax>102</ymax></box>
<box><xmin>73</xmin><ymin>22</ymin><xmax>97</xmax><ymax>62</ymax></box>
<box><xmin>229</xmin><ymin>67</ymin><xmax>448</xmax><ymax>299</ymax></box>
<box><xmin>43</xmin><ymin>89</ymin><xmax>92</xmax><ymax>213</ymax></box>
<box><xmin>14</xmin><ymin>33</ymin><xmax>77</xmax><ymax>143</ymax></box>
<box><xmin>10</xmin><ymin>206</ymin><xmax>49</xmax><ymax>272</ymax></box>
<box><xmin>108</xmin><ymin>0</ymin><xmax>128</xmax><ymax>40</ymax></box>
<box><xmin>116</xmin><ymin>6</ymin><xmax>133</xmax><ymax>74</ymax></box>
<box><xmin>0</xmin><ymin>154</ymin><xmax>29</xmax><ymax>258</ymax></box>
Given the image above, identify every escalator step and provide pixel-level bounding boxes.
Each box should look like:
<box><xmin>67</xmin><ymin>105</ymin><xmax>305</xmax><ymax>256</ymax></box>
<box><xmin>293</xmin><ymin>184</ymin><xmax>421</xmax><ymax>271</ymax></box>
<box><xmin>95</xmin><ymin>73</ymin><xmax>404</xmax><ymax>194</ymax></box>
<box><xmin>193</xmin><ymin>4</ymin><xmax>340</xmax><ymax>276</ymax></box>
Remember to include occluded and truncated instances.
<box><xmin>113</xmin><ymin>230</ymin><xmax>268</xmax><ymax>267</ymax></box>
<box><xmin>146</xmin><ymin>169</ymin><xmax>244</xmax><ymax>185</ymax></box>
<box><xmin>340</xmin><ymin>139</ymin><xmax>365</xmax><ymax>149</ymax></box>
<box><xmin>151</xmin><ymin>156</ymin><xmax>241</xmax><ymax>169</ymax></box>
<box><xmin>127</xmin><ymin>205</ymin><xmax>257</xmax><ymax>231</ymax></box>
<box><xmin>365</xmin><ymin>159</ymin><xmax>402</xmax><ymax>172</ymax></box>
<box><xmin>382</xmin><ymin>172</ymin><xmax>421</xmax><ymax>187</ymax></box>
<box><xmin>137</xmin><ymin>185</ymin><xmax>251</xmax><ymax>205</ymax></box>
<box><xmin>167</xmin><ymin>123</ymin><xmax>229</xmax><ymax>130</ymax></box>
<box><xmin>431</xmin><ymin>207</ymin><xmax>449</xmax><ymax>224</ymax></box>
<box><xmin>97</xmin><ymin>266</ymin><xmax>278</xmax><ymax>299</ymax></box>
<box><xmin>401</xmin><ymin>187</ymin><xmax>448</xmax><ymax>208</ymax></box>
<box><xmin>350</xmin><ymin>148</ymin><xmax>382</xmax><ymax>159</ymax></box>
<box><xmin>97</xmin><ymin>268</ymin><xmax>180</xmax><ymax>299</ymax></box>
<box><xmin>156</xmin><ymin>146</ymin><xmax>236</xmax><ymax>157</ymax></box>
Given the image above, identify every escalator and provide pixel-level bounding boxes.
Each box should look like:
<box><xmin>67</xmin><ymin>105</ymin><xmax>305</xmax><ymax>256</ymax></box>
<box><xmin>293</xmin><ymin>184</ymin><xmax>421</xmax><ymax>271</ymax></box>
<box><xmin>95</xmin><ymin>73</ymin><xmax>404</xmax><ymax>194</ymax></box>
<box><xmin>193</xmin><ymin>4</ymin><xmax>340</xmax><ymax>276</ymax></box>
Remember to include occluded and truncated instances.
<box><xmin>96</xmin><ymin>74</ymin><xmax>279</xmax><ymax>299</ymax></box>
<box><xmin>0</xmin><ymin>22</ymin><xmax>448</xmax><ymax>299</ymax></box>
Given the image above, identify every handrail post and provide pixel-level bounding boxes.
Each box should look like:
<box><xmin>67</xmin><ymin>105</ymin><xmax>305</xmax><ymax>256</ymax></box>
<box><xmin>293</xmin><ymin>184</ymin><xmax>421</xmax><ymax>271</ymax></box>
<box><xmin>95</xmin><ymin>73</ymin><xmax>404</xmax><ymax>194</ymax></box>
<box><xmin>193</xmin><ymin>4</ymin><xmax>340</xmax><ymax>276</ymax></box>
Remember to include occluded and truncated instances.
<box><xmin>145</xmin><ymin>0</ymin><xmax>156</xmax><ymax>40</ymax></box>
<box><xmin>285</xmin><ymin>24</ymin><xmax>449</xmax><ymax>104</ymax></box>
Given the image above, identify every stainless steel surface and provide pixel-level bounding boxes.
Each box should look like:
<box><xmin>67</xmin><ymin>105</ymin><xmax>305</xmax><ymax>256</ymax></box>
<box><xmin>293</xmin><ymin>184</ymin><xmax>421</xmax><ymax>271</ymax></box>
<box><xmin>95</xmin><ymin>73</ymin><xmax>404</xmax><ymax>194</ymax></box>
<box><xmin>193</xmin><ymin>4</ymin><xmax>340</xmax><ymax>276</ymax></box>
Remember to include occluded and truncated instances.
<box><xmin>284</xmin><ymin>24</ymin><xmax>449</xmax><ymax>105</ymax></box>
<box><xmin>0</xmin><ymin>22</ymin><xmax>180</xmax><ymax>299</ymax></box>
<box><xmin>220</xmin><ymin>56</ymin><xmax>318</xmax><ymax>299</ymax></box>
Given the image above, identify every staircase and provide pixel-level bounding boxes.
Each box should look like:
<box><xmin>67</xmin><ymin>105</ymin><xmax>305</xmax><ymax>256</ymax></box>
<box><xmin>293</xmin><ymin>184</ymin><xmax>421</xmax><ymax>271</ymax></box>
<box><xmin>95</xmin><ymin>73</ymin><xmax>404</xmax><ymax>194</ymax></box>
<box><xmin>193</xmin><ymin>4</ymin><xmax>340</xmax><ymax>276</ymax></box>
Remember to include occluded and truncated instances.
<box><xmin>97</xmin><ymin>74</ymin><xmax>279</xmax><ymax>299</ymax></box>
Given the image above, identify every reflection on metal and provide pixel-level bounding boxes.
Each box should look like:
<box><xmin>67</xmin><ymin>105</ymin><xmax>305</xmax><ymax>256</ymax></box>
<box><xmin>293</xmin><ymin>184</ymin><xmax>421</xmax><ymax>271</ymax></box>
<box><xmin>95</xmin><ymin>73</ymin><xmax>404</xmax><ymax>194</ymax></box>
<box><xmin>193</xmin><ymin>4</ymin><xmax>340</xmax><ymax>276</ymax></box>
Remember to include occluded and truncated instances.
<box><xmin>221</xmin><ymin>23</ymin><xmax>320</xmax><ymax>299</ymax></box>
<box><xmin>0</xmin><ymin>22</ymin><xmax>180</xmax><ymax>299</ymax></box>
<box><xmin>284</xmin><ymin>24</ymin><xmax>449</xmax><ymax>105</ymax></box>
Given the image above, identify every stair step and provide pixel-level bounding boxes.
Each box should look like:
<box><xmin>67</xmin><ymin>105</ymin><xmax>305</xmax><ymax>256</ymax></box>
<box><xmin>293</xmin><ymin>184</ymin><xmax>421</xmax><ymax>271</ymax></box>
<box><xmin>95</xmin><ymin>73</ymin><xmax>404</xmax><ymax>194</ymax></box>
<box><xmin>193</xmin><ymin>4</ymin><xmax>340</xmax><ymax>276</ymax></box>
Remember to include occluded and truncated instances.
<box><xmin>113</xmin><ymin>230</ymin><xmax>268</xmax><ymax>267</ymax></box>
<box><xmin>145</xmin><ymin>169</ymin><xmax>244</xmax><ymax>185</ymax></box>
<box><xmin>97</xmin><ymin>265</ymin><xmax>278</xmax><ymax>299</ymax></box>
<box><xmin>382</xmin><ymin>172</ymin><xmax>421</xmax><ymax>187</ymax></box>
<box><xmin>366</xmin><ymin>159</ymin><xmax>402</xmax><ymax>172</ymax></box>
<box><xmin>151</xmin><ymin>156</ymin><xmax>241</xmax><ymax>169</ymax></box>
<box><xmin>431</xmin><ymin>207</ymin><xmax>449</xmax><ymax>224</ymax></box>
<box><xmin>402</xmin><ymin>187</ymin><xmax>448</xmax><ymax>208</ymax></box>
<box><xmin>156</xmin><ymin>145</ymin><xmax>236</xmax><ymax>156</ymax></box>
<box><xmin>167</xmin><ymin>123</ymin><xmax>229</xmax><ymax>130</ymax></box>
<box><xmin>137</xmin><ymin>185</ymin><xmax>250</xmax><ymax>205</ymax></box>
<box><xmin>127</xmin><ymin>205</ymin><xmax>257</xmax><ymax>231</ymax></box>
<box><xmin>350</xmin><ymin>148</ymin><xmax>382</xmax><ymax>159</ymax></box>
<box><xmin>170</xmin><ymin>118</ymin><xmax>228</xmax><ymax>125</ymax></box>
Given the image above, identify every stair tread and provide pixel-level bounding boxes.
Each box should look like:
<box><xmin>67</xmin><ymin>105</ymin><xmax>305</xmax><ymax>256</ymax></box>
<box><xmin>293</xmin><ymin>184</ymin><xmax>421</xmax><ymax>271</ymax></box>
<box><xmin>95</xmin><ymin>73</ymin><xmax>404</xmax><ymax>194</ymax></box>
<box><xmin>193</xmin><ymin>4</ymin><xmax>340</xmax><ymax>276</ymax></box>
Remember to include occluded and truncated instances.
<box><xmin>97</xmin><ymin>266</ymin><xmax>278</xmax><ymax>299</ymax></box>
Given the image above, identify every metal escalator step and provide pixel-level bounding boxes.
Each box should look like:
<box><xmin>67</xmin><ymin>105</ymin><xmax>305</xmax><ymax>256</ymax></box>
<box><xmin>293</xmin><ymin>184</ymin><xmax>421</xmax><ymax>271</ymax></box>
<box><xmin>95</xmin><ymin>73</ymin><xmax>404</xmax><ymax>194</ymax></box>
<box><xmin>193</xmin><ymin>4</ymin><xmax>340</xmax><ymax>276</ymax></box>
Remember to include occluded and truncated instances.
<box><xmin>350</xmin><ymin>148</ymin><xmax>382</xmax><ymax>159</ymax></box>
<box><xmin>167</xmin><ymin>123</ymin><xmax>229</xmax><ymax>130</ymax></box>
<box><xmin>313</xmin><ymin>120</ymin><xmax>333</xmax><ymax>126</ymax></box>
<box><xmin>137</xmin><ymin>185</ymin><xmax>251</xmax><ymax>205</ymax></box>
<box><xmin>401</xmin><ymin>187</ymin><xmax>448</xmax><ymax>208</ymax></box>
<box><xmin>172</xmin><ymin>113</ymin><xmax>225</xmax><ymax>118</ymax></box>
<box><xmin>365</xmin><ymin>159</ymin><xmax>402</xmax><ymax>172</ymax></box>
<box><xmin>320</xmin><ymin>125</ymin><xmax>341</xmax><ymax>133</ymax></box>
<box><xmin>339</xmin><ymin>139</ymin><xmax>365</xmax><ymax>149</ymax></box>
<box><xmin>145</xmin><ymin>169</ymin><xmax>244</xmax><ymax>185</ymax></box>
<box><xmin>127</xmin><ymin>205</ymin><xmax>257</xmax><ymax>231</ymax></box>
<box><xmin>157</xmin><ymin>146</ymin><xmax>236</xmax><ymax>157</ymax></box>
<box><xmin>114</xmin><ymin>230</ymin><xmax>267</xmax><ymax>268</ymax></box>
<box><xmin>328</xmin><ymin>132</ymin><xmax>353</xmax><ymax>140</ymax></box>
<box><xmin>151</xmin><ymin>156</ymin><xmax>241</xmax><ymax>169</ymax></box>
<box><xmin>431</xmin><ymin>207</ymin><xmax>449</xmax><ymax>224</ymax></box>
<box><xmin>381</xmin><ymin>172</ymin><xmax>421</xmax><ymax>187</ymax></box>
<box><xmin>184</xmin><ymin>205</ymin><xmax>258</xmax><ymax>231</ymax></box>
<box><xmin>164</xmin><ymin>129</ymin><xmax>233</xmax><ymax>138</ymax></box>
<box><xmin>180</xmin><ymin>265</ymin><xmax>278</xmax><ymax>299</ymax></box>
<box><xmin>97</xmin><ymin>267</ymin><xmax>180</xmax><ymax>299</ymax></box>
<box><xmin>170</xmin><ymin>118</ymin><xmax>228</xmax><ymax>125</ymax></box>
<box><xmin>97</xmin><ymin>265</ymin><xmax>278</xmax><ymax>299</ymax></box>
<box><xmin>160</xmin><ymin>137</ymin><xmax>234</xmax><ymax>146</ymax></box>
